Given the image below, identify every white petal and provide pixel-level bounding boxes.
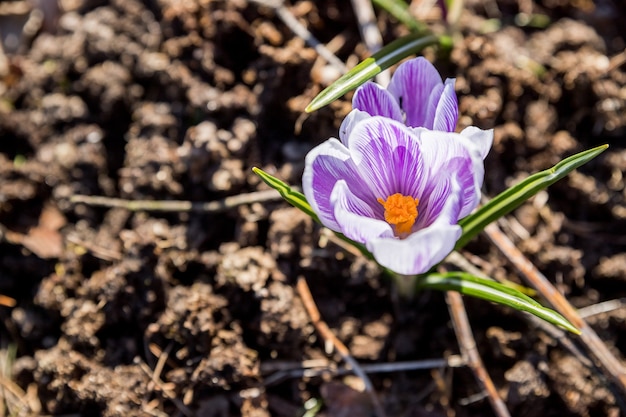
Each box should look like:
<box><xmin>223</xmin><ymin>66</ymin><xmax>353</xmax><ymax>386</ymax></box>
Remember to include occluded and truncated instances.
<box><xmin>339</xmin><ymin>109</ymin><xmax>370</xmax><ymax>146</ymax></box>
<box><xmin>460</xmin><ymin>126</ymin><xmax>494</xmax><ymax>160</ymax></box>
<box><xmin>302</xmin><ymin>138</ymin><xmax>354</xmax><ymax>231</ymax></box>
<box><xmin>331</xmin><ymin>180</ymin><xmax>393</xmax><ymax>243</ymax></box>
<box><xmin>367</xmin><ymin>221</ymin><xmax>462</xmax><ymax>275</ymax></box>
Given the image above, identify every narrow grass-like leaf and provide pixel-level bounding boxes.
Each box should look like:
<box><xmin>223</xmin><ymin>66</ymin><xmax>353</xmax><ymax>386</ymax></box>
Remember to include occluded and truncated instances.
<box><xmin>252</xmin><ymin>167</ymin><xmax>319</xmax><ymax>221</ymax></box>
<box><xmin>417</xmin><ymin>272</ymin><xmax>581</xmax><ymax>334</ymax></box>
<box><xmin>372</xmin><ymin>0</ymin><xmax>426</xmax><ymax>33</ymax></box>
<box><xmin>306</xmin><ymin>32</ymin><xmax>443</xmax><ymax>112</ymax></box>
<box><xmin>456</xmin><ymin>145</ymin><xmax>608</xmax><ymax>249</ymax></box>
<box><xmin>252</xmin><ymin>167</ymin><xmax>372</xmax><ymax>258</ymax></box>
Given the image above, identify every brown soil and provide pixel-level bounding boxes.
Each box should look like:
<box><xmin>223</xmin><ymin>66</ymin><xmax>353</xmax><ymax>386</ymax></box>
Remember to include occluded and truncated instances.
<box><xmin>1</xmin><ymin>0</ymin><xmax>625</xmax><ymax>416</ymax></box>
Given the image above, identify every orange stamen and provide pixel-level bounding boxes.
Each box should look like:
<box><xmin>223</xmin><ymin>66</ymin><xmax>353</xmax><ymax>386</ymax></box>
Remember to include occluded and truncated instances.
<box><xmin>377</xmin><ymin>193</ymin><xmax>420</xmax><ymax>236</ymax></box>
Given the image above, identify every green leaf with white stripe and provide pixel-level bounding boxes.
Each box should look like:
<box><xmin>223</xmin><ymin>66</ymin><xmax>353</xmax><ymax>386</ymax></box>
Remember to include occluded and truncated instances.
<box><xmin>456</xmin><ymin>145</ymin><xmax>608</xmax><ymax>249</ymax></box>
<box><xmin>417</xmin><ymin>272</ymin><xmax>580</xmax><ymax>334</ymax></box>
<box><xmin>306</xmin><ymin>32</ymin><xmax>447</xmax><ymax>112</ymax></box>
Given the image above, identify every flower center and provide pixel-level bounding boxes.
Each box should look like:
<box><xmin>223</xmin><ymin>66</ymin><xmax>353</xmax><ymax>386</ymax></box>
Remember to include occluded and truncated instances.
<box><xmin>377</xmin><ymin>193</ymin><xmax>420</xmax><ymax>236</ymax></box>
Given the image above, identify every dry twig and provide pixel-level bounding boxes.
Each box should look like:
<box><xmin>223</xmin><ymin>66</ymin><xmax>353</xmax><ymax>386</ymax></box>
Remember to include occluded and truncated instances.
<box><xmin>484</xmin><ymin>222</ymin><xmax>626</xmax><ymax>407</ymax></box>
<box><xmin>137</xmin><ymin>358</ymin><xmax>195</xmax><ymax>417</ymax></box>
<box><xmin>251</xmin><ymin>0</ymin><xmax>347</xmax><ymax>73</ymax></box>
<box><xmin>350</xmin><ymin>0</ymin><xmax>389</xmax><ymax>85</ymax></box>
<box><xmin>296</xmin><ymin>276</ymin><xmax>387</xmax><ymax>417</ymax></box>
<box><xmin>65</xmin><ymin>234</ymin><xmax>122</xmax><ymax>262</ymax></box>
<box><xmin>578</xmin><ymin>298</ymin><xmax>626</xmax><ymax>319</ymax></box>
<box><xmin>262</xmin><ymin>356</ymin><xmax>464</xmax><ymax>386</ymax></box>
<box><xmin>0</xmin><ymin>346</ymin><xmax>40</xmax><ymax>416</ymax></box>
<box><xmin>70</xmin><ymin>189</ymin><xmax>283</xmax><ymax>213</ymax></box>
<box><xmin>445</xmin><ymin>290</ymin><xmax>511</xmax><ymax>417</ymax></box>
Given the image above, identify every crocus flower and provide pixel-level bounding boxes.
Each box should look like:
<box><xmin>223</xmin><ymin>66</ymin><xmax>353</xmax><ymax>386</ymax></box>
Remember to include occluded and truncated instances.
<box><xmin>340</xmin><ymin>57</ymin><xmax>460</xmax><ymax>143</ymax></box>
<box><xmin>303</xmin><ymin>115</ymin><xmax>491</xmax><ymax>276</ymax></box>
<box><xmin>303</xmin><ymin>57</ymin><xmax>493</xmax><ymax>275</ymax></box>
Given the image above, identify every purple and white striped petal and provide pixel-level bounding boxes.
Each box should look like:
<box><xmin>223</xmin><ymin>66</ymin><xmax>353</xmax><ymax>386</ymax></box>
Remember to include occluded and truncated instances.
<box><xmin>442</xmin><ymin>157</ymin><xmax>477</xmax><ymax>220</ymax></box>
<box><xmin>414</xmin><ymin>172</ymin><xmax>464</xmax><ymax>229</ymax></box>
<box><xmin>388</xmin><ymin>57</ymin><xmax>445</xmax><ymax>129</ymax></box>
<box><xmin>331</xmin><ymin>180</ymin><xmax>394</xmax><ymax>242</ymax></box>
<box><xmin>348</xmin><ymin>117</ymin><xmax>427</xmax><ymax>201</ymax></box>
<box><xmin>302</xmin><ymin>138</ymin><xmax>359</xmax><ymax>231</ymax></box>
<box><xmin>415</xmin><ymin>129</ymin><xmax>483</xmax><ymax>218</ymax></box>
<box><xmin>432</xmin><ymin>78</ymin><xmax>459</xmax><ymax>132</ymax></box>
<box><xmin>352</xmin><ymin>82</ymin><xmax>404</xmax><ymax>122</ymax></box>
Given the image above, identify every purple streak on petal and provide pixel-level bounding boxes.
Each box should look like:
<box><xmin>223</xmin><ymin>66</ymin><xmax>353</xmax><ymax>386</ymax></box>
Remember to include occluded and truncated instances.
<box><xmin>448</xmin><ymin>157</ymin><xmax>479</xmax><ymax>219</ymax></box>
<box><xmin>416</xmin><ymin>170</ymin><xmax>466</xmax><ymax>229</ymax></box>
<box><xmin>416</xmin><ymin>174</ymin><xmax>452</xmax><ymax>228</ymax></box>
<box><xmin>302</xmin><ymin>138</ymin><xmax>357</xmax><ymax>231</ymax></box>
<box><xmin>339</xmin><ymin>109</ymin><xmax>370</xmax><ymax>146</ymax></box>
<box><xmin>367</xmin><ymin>222</ymin><xmax>462</xmax><ymax>275</ymax></box>
<box><xmin>388</xmin><ymin>57</ymin><xmax>443</xmax><ymax>129</ymax></box>
<box><xmin>456</xmin><ymin>127</ymin><xmax>493</xmax><ymax>216</ymax></box>
<box><xmin>349</xmin><ymin>117</ymin><xmax>427</xmax><ymax>202</ymax></box>
<box><xmin>432</xmin><ymin>78</ymin><xmax>459</xmax><ymax>132</ymax></box>
<box><xmin>460</xmin><ymin>126</ymin><xmax>494</xmax><ymax>160</ymax></box>
<box><xmin>422</xmin><ymin>82</ymin><xmax>444</xmax><ymax>130</ymax></box>
<box><xmin>415</xmin><ymin>129</ymin><xmax>482</xmax><ymax>219</ymax></box>
<box><xmin>353</xmin><ymin>82</ymin><xmax>403</xmax><ymax>121</ymax></box>
<box><xmin>433</xmin><ymin>128</ymin><xmax>491</xmax><ymax>218</ymax></box>
<box><xmin>423</xmin><ymin>157</ymin><xmax>476</xmax><ymax>222</ymax></box>
<box><xmin>331</xmin><ymin>180</ymin><xmax>394</xmax><ymax>243</ymax></box>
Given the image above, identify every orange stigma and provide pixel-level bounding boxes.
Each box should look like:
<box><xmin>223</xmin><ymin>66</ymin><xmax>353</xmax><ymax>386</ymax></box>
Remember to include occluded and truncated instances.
<box><xmin>377</xmin><ymin>193</ymin><xmax>419</xmax><ymax>236</ymax></box>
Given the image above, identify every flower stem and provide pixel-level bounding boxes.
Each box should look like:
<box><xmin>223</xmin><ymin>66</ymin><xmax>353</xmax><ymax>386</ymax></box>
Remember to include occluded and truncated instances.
<box><xmin>392</xmin><ymin>273</ymin><xmax>419</xmax><ymax>298</ymax></box>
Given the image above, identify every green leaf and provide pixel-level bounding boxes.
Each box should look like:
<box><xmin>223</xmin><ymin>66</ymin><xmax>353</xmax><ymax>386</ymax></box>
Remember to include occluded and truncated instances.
<box><xmin>417</xmin><ymin>272</ymin><xmax>581</xmax><ymax>334</ymax></box>
<box><xmin>456</xmin><ymin>145</ymin><xmax>608</xmax><ymax>249</ymax></box>
<box><xmin>372</xmin><ymin>0</ymin><xmax>426</xmax><ymax>33</ymax></box>
<box><xmin>306</xmin><ymin>32</ymin><xmax>444</xmax><ymax>112</ymax></box>
<box><xmin>252</xmin><ymin>167</ymin><xmax>319</xmax><ymax>222</ymax></box>
<box><xmin>252</xmin><ymin>167</ymin><xmax>372</xmax><ymax>258</ymax></box>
